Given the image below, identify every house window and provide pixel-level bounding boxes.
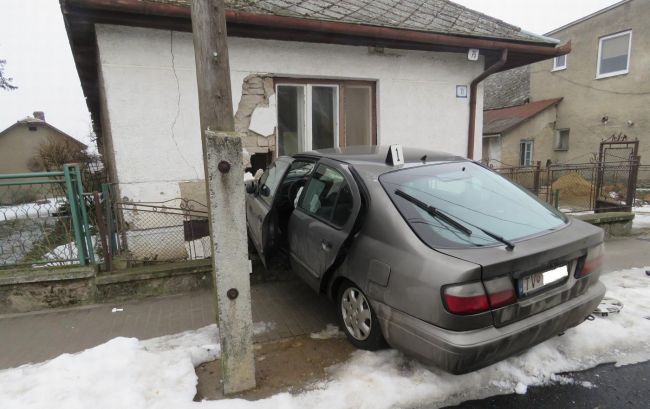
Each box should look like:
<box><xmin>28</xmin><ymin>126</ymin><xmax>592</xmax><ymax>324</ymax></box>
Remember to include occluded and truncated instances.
<box><xmin>520</xmin><ymin>140</ymin><xmax>533</xmax><ymax>167</ymax></box>
<box><xmin>554</xmin><ymin>129</ymin><xmax>570</xmax><ymax>151</ymax></box>
<box><xmin>597</xmin><ymin>30</ymin><xmax>632</xmax><ymax>79</ymax></box>
<box><xmin>552</xmin><ymin>54</ymin><xmax>567</xmax><ymax>71</ymax></box>
<box><xmin>276</xmin><ymin>79</ymin><xmax>376</xmax><ymax>156</ymax></box>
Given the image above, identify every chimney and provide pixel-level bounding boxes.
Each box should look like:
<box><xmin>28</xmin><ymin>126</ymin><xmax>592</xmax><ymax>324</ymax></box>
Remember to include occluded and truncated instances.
<box><xmin>33</xmin><ymin>111</ymin><xmax>45</xmax><ymax>122</ymax></box>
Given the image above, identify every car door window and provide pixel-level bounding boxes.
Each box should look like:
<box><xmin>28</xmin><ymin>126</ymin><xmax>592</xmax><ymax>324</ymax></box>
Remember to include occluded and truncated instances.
<box><xmin>299</xmin><ymin>164</ymin><xmax>353</xmax><ymax>226</ymax></box>
<box><xmin>259</xmin><ymin>159</ymin><xmax>292</xmax><ymax>206</ymax></box>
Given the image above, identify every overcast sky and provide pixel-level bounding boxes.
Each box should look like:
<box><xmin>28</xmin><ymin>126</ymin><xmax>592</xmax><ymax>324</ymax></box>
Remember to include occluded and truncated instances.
<box><xmin>0</xmin><ymin>0</ymin><xmax>622</xmax><ymax>150</ymax></box>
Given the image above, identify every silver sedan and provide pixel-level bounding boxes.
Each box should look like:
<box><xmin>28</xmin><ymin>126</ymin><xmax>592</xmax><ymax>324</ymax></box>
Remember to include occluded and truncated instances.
<box><xmin>245</xmin><ymin>146</ymin><xmax>605</xmax><ymax>374</ymax></box>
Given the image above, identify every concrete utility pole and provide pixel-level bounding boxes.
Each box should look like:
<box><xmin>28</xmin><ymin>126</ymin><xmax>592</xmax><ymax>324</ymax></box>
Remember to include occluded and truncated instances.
<box><xmin>190</xmin><ymin>0</ymin><xmax>256</xmax><ymax>394</ymax></box>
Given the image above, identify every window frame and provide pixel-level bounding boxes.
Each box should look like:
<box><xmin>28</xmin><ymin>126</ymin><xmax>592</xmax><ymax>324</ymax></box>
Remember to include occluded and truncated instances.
<box><xmin>596</xmin><ymin>30</ymin><xmax>632</xmax><ymax>79</ymax></box>
<box><xmin>519</xmin><ymin>140</ymin><xmax>534</xmax><ymax>167</ymax></box>
<box><xmin>297</xmin><ymin>163</ymin><xmax>352</xmax><ymax>230</ymax></box>
<box><xmin>554</xmin><ymin>129</ymin><xmax>570</xmax><ymax>151</ymax></box>
<box><xmin>274</xmin><ymin>78</ymin><xmax>377</xmax><ymax>157</ymax></box>
<box><xmin>552</xmin><ymin>54</ymin><xmax>567</xmax><ymax>72</ymax></box>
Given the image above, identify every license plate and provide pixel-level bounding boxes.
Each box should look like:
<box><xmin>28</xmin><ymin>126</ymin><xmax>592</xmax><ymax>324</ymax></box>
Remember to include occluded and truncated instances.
<box><xmin>519</xmin><ymin>265</ymin><xmax>569</xmax><ymax>296</ymax></box>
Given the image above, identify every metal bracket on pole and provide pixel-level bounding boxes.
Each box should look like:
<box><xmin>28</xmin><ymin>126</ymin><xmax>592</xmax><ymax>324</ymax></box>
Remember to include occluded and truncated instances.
<box><xmin>205</xmin><ymin>130</ymin><xmax>256</xmax><ymax>394</ymax></box>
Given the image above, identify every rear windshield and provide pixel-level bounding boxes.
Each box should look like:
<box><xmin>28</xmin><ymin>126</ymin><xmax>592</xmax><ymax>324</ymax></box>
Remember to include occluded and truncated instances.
<box><xmin>379</xmin><ymin>162</ymin><xmax>567</xmax><ymax>249</ymax></box>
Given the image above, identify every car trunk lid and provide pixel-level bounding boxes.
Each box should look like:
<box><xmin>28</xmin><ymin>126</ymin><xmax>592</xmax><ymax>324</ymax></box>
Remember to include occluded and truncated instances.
<box><xmin>435</xmin><ymin>219</ymin><xmax>604</xmax><ymax>327</ymax></box>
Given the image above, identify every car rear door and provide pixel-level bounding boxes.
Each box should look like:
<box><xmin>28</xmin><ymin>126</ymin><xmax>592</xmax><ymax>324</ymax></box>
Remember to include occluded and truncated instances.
<box><xmin>246</xmin><ymin>156</ymin><xmax>293</xmax><ymax>267</ymax></box>
<box><xmin>287</xmin><ymin>159</ymin><xmax>362</xmax><ymax>291</ymax></box>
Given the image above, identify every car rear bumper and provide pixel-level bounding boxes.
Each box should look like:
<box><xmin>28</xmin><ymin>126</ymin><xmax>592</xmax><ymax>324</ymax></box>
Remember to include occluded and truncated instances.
<box><xmin>374</xmin><ymin>280</ymin><xmax>606</xmax><ymax>374</ymax></box>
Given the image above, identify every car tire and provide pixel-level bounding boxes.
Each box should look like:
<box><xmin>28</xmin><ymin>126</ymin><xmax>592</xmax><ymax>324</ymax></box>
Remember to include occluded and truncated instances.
<box><xmin>337</xmin><ymin>281</ymin><xmax>386</xmax><ymax>351</ymax></box>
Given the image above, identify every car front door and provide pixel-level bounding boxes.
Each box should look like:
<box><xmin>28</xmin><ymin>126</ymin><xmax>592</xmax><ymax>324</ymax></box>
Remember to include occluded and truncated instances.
<box><xmin>287</xmin><ymin>159</ymin><xmax>362</xmax><ymax>290</ymax></box>
<box><xmin>246</xmin><ymin>156</ymin><xmax>293</xmax><ymax>267</ymax></box>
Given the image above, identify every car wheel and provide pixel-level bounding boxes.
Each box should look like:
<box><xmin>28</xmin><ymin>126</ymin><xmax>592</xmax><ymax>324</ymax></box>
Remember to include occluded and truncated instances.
<box><xmin>337</xmin><ymin>281</ymin><xmax>386</xmax><ymax>350</ymax></box>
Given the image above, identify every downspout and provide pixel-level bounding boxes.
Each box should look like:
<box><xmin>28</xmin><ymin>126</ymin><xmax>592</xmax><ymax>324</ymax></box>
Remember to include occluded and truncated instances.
<box><xmin>467</xmin><ymin>49</ymin><xmax>508</xmax><ymax>159</ymax></box>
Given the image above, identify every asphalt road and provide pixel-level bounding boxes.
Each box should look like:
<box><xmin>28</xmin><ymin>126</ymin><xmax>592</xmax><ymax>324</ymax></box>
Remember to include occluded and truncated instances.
<box><xmin>439</xmin><ymin>236</ymin><xmax>650</xmax><ymax>409</ymax></box>
<box><xmin>443</xmin><ymin>360</ymin><xmax>650</xmax><ymax>409</ymax></box>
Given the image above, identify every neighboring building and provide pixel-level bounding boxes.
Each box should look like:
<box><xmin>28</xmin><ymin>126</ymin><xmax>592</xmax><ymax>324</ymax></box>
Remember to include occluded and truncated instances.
<box><xmin>61</xmin><ymin>0</ymin><xmax>567</xmax><ymax>206</ymax></box>
<box><xmin>483</xmin><ymin>98</ymin><xmax>562</xmax><ymax>167</ymax></box>
<box><xmin>0</xmin><ymin>111</ymin><xmax>87</xmax><ymax>204</ymax></box>
<box><xmin>0</xmin><ymin>111</ymin><xmax>87</xmax><ymax>175</ymax></box>
<box><xmin>485</xmin><ymin>0</ymin><xmax>649</xmax><ymax>166</ymax></box>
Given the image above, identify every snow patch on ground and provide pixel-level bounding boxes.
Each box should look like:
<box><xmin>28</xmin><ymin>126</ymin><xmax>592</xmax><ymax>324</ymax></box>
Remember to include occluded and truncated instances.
<box><xmin>2</xmin><ymin>270</ymin><xmax>650</xmax><ymax>409</ymax></box>
<box><xmin>0</xmin><ymin>197</ymin><xmax>66</xmax><ymax>221</ymax></box>
<box><xmin>310</xmin><ymin>324</ymin><xmax>345</xmax><ymax>340</ymax></box>
<box><xmin>633</xmin><ymin>206</ymin><xmax>650</xmax><ymax>229</ymax></box>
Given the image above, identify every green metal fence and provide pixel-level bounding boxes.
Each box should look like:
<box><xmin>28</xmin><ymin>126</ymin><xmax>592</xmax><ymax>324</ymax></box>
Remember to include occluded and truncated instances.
<box><xmin>0</xmin><ymin>164</ymin><xmax>95</xmax><ymax>269</ymax></box>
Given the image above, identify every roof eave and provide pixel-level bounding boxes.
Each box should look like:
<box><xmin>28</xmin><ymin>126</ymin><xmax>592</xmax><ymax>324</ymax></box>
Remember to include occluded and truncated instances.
<box><xmin>62</xmin><ymin>0</ymin><xmax>566</xmax><ymax>58</ymax></box>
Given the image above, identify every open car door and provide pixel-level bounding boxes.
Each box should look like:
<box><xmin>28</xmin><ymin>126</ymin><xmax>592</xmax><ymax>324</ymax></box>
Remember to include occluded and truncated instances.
<box><xmin>246</xmin><ymin>156</ymin><xmax>294</xmax><ymax>268</ymax></box>
<box><xmin>287</xmin><ymin>158</ymin><xmax>363</xmax><ymax>291</ymax></box>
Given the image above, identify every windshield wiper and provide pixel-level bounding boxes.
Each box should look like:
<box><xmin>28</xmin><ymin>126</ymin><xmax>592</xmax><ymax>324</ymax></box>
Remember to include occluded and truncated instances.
<box><xmin>474</xmin><ymin>227</ymin><xmax>515</xmax><ymax>250</ymax></box>
<box><xmin>394</xmin><ymin>189</ymin><xmax>515</xmax><ymax>250</ymax></box>
<box><xmin>395</xmin><ymin>189</ymin><xmax>471</xmax><ymax>236</ymax></box>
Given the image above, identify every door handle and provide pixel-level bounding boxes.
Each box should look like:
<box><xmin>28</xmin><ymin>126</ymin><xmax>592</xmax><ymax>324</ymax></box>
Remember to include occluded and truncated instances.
<box><xmin>321</xmin><ymin>240</ymin><xmax>332</xmax><ymax>251</ymax></box>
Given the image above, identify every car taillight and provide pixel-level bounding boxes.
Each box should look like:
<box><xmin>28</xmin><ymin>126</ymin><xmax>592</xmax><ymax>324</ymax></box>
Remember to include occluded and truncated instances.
<box><xmin>483</xmin><ymin>276</ymin><xmax>517</xmax><ymax>308</ymax></box>
<box><xmin>575</xmin><ymin>244</ymin><xmax>604</xmax><ymax>278</ymax></box>
<box><xmin>443</xmin><ymin>277</ymin><xmax>517</xmax><ymax>315</ymax></box>
<box><xmin>443</xmin><ymin>282</ymin><xmax>489</xmax><ymax>315</ymax></box>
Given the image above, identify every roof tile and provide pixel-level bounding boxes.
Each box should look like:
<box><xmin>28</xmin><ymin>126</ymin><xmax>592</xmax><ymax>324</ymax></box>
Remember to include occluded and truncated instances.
<box><xmin>139</xmin><ymin>0</ymin><xmax>553</xmax><ymax>43</ymax></box>
<box><xmin>483</xmin><ymin>98</ymin><xmax>563</xmax><ymax>135</ymax></box>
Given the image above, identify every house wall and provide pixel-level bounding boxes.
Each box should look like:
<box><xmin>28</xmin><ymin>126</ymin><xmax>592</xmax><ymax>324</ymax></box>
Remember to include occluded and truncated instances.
<box><xmin>482</xmin><ymin>135</ymin><xmax>501</xmax><ymax>166</ymax></box>
<box><xmin>0</xmin><ymin>124</ymin><xmax>78</xmax><ymax>175</ymax></box>
<box><xmin>0</xmin><ymin>123</ymin><xmax>85</xmax><ymax>204</ymax></box>
<box><xmin>529</xmin><ymin>0</ymin><xmax>650</xmax><ymax>164</ymax></box>
<box><xmin>499</xmin><ymin>106</ymin><xmax>558</xmax><ymax>167</ymax></box>
<box><xmin>95</xmin><ymin>24</ymin><xmax>486</xmax><ymax>206</ymax></box>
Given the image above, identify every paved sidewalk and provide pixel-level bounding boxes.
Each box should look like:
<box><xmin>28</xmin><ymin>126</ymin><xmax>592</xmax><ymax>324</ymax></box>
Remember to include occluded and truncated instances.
<box><xmin>2</xmin><ymin>236</ymin><xmax>648</xmax><ymax>370</ymax></box>
<box><xmin>0</xmin><ymin>279</ymin><xmax>337</xmax><ymax>369</ymax></box>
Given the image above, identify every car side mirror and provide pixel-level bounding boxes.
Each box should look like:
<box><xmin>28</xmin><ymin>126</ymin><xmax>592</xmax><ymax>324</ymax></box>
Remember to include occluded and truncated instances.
<box><xmin>245</xmin><ymin>180</ymin><xmax>257</xmax><ymax>194</ymax></box>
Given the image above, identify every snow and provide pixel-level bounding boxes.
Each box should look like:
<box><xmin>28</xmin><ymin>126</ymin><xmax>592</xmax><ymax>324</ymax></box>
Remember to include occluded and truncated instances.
<box><xmin>2</xmin><ymin>269</ymin><xmax>650</xmax><ymax>409</ymax></box>
<box><xmin>0</xmin><ymin>197</ymin><xmax>66</xmax><ymax>222</ymax></box>
<box><xmin>310</xmin><ymin>324</ymin><xmax>345</xmax><ymax>340</ymax></box>
<box><xmin>633</xmin><ymin>206</ymin><xmax>650</xmax><ymax>229</ymax></box>
<box><xmin>34</xmin><ymin>236</ymin><xmax>97</xmax><ymax>267</ymax></box>
<box><xmin>514</xmin><ymin>382</ymin><xmax>527</xmax><ymax>395</ymax></box>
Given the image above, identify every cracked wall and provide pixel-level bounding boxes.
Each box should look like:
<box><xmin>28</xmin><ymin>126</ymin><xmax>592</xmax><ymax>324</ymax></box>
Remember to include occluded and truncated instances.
<box><xmin>96</xmin><ymin>24</ymin><xmax>485</xmax><ymax>206</ymax></box>
<box><xmin>234</xmin><ymin>74</ymin><xmax>276</xmax><ymax>156</ymax></box>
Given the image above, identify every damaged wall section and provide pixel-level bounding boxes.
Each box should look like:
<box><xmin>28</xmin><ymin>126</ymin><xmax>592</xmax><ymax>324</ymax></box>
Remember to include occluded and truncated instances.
<box><xmin>235</xmin><ymin>74</ymin><xmax>276</xmax><ymax>158</ymax></box>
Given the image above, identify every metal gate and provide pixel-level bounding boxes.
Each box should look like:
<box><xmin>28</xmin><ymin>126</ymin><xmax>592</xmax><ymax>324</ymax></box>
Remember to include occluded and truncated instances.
<box><xmin>594</xmin><ymin>134</ymin><xmax>640</xmax><ymax>212</ymax></box>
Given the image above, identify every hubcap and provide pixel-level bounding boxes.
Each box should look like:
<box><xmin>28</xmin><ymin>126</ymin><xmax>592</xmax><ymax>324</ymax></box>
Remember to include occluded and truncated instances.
<box><xmin>341</xmin><ymin>287</ymin><xmax>372</xmax><ymax>341</ymax></box>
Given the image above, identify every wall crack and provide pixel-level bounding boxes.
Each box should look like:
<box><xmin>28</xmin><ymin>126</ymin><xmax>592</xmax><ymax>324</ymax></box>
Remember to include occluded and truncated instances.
<box><xmin>170</xmin><ymin>31</ymin><xmax>199</xmax><ymax>179</ymax></box>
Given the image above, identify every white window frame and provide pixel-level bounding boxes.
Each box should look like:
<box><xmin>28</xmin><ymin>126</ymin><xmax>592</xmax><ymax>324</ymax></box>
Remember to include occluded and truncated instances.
<box><xmin>596</xmin><ymin>30</ymin><xmax>632</xmax><ymax>79</ymax></box>
<box><xmin>552</xmin><ymin>54</ymin><xmax>567</xmax><ymax>72</ymax></box>
<box><xmin>520</xmin><ymin>140</ymin><xmax>533</xmax><ymax>167</ymax></box>
<box><xmin>275</xmin><ymin>83</ymin><xmax>340</xmax><ymax>153</ymax></box>
<box><xmin>554</xmin><ymin>129</ymin><xmax>570</xmax><ymax>151</ymax></box>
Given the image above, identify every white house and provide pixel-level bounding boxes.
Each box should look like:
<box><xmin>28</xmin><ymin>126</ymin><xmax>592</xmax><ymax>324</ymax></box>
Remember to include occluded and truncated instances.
<box><xmin>61</xmin><ymin>0</ymin><xmax>567</xmax><ymax>260</ymax></box>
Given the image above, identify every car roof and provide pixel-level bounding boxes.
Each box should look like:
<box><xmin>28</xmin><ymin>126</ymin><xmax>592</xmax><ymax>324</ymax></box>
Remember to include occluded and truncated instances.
<box><xmin>294</xmin><ymin>145</ymin><xmax>467</xmax><ymax>177</ymax></box>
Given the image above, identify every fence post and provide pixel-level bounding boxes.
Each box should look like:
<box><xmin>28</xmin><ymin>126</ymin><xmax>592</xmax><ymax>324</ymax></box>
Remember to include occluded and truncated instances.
<box><xmin>63</xmin><ymin>164</ymin><xmax>87</xmax><ymax>266</ymax></box>
<box><xmin>73</xmin><ymin>165</ymin><xmax>95</xmax><ymax>264</ymax></box>
<box><xmin>534</xmin><ymin>161</ymin><xmax>541</xmax><ymax>195</ymax></box>
<box><xmin>93</xmin><ymin>191</ymin><xmax>111</xmax><ymax>272</ymax></box>
<box><xmin>546</xmin><ymin>164</ymin><xmax>553</xmax><ymax>203</ymax></box>
<box><xmin>627</xmin><ymin>155</ymin><xmax>641</xmax><ymax>208</ymax></box>
<box><xmin>102</xmin><ymin>183</ymin><xmax>117</xmax><ymax>257</ymax></box>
